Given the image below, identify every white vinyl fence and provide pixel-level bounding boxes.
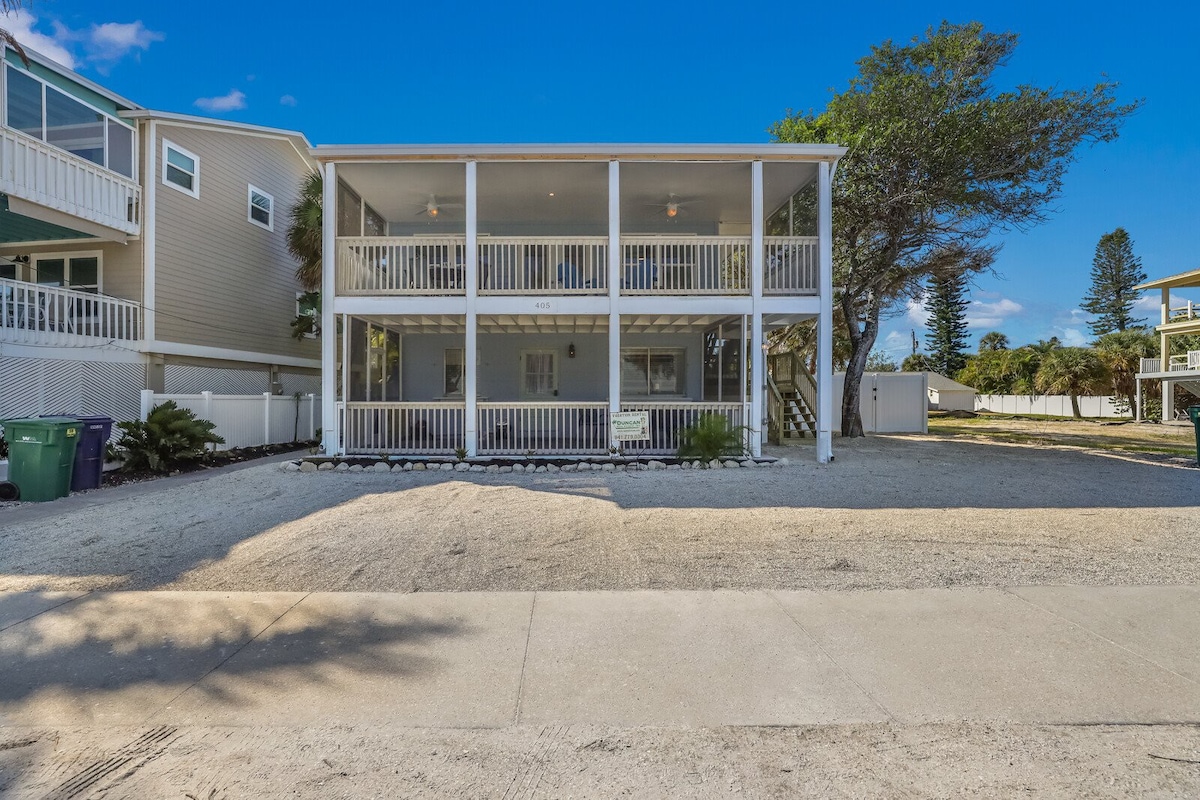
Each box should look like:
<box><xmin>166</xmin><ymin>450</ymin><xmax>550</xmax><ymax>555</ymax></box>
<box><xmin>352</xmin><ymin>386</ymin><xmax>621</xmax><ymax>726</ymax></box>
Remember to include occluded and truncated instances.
<box><xmin>141</xmin><ymin>390</ymin><xmax>320</xmax><ymax>449</ymax></box>
<box><xmin>833</xmin><ymin>372</ymin><xmax>929</xmax><ymax>434</ymax></box>
<box><xmin>975</xmin><ymin>394</ymin><xmax>1127</xmax><ymax>419</ymax></box>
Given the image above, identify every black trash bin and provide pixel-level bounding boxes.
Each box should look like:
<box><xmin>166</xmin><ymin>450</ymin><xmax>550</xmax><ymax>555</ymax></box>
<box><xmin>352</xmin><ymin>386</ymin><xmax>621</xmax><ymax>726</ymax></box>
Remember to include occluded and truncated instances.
<box><xmin>43</xmin><ymin>415</ymin><xmax>114</xmax><ymax>491</ymax></box>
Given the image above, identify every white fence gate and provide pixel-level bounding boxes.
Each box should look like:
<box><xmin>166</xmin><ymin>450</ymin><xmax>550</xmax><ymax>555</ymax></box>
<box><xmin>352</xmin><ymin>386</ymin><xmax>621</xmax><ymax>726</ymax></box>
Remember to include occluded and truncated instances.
<box><xmin>141</xmin><ymin>391</ymin><xmax>320</xmax><ymax>449</ymax></box>
<box><xmin>833</xmin><ymin>372</ymin><xmax>929</xmax><ymax>434</ymax></box>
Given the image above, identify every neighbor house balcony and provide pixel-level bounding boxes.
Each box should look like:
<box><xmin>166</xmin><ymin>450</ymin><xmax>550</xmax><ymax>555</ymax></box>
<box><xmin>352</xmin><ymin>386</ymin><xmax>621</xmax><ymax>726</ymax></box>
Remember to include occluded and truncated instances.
<box><xmin>0</xmin><ymin>126</ymin><xmax>141</xmax><ymax>237</ymax></box>
<box><xmin>336</xmin><ymin>235</ymin><xmax>818</xmax><ymax>297</ymax></box>
<box><xmin>1</xmin><ymin>277</ymin><xmax>141</xmax><ymax>346</ymax></box>
<box><xmin>1140</xmin><ymin>353</ymin><xmax>1200</xmax><ymax>375</ymax></box>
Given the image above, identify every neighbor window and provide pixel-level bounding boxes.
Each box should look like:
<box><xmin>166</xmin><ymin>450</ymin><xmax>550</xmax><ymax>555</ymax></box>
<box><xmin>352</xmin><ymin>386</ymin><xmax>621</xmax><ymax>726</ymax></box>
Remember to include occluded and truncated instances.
<box><xmin>0</xmin><ymin>262</ymin><xmax>17</xmax><ymax>281</ymax></box>
<box><xmin>621</xmin><ymin>347</ymin><xmax>685</xmax><ymax>396</ymax></box>
<box><xmin>4</xmin><ymin>65</ymin><xmax>136</xmax><ymax>178</ymax></box>
<box><xmin>248</xmin><ymin>185</ymin><xmax>274</xmax><ymax>230</ymax></box>
<box><xmin>444</xmin><ymin>348</ymin><xmax>464</xmax><ymax>396</ymax></box>
<box><xmin>163</xmin><ymin>140</ymin><xmax>199</xmax><ymax>197</ymax></box>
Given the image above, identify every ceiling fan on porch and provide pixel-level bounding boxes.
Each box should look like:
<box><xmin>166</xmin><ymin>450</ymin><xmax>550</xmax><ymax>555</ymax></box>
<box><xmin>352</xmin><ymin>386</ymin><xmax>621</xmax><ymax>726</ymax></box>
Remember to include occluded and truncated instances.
<box><xmin>645</xmin><ymin>193</ymin><xmax>699</xmax><ymax>219</ymax></box>
<box><xmin>414</xmin><ymin>195</ymin><xmax>464</xmax><ymax>219</ymax></box>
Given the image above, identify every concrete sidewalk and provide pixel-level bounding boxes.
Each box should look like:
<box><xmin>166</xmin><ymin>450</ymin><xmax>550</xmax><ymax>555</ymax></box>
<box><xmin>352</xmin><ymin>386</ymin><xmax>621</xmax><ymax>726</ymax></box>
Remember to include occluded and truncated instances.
<box><xmin>1</xmin><ymin>586</ymin><xmax>1197</xmax><ymax>729</ymax></box>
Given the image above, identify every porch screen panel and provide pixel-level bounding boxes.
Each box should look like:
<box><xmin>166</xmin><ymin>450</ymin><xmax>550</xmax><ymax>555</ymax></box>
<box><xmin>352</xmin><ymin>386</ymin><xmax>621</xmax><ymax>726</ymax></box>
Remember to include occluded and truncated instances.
<box><xmin>6</xmin><ymin>67</ymin><xmax>43</xmax><ymax>138</ymax></box>
<box><xmin>46</xmin><ymin>88</ymin><xmax>105</xmax><ymax>167</ymax></box>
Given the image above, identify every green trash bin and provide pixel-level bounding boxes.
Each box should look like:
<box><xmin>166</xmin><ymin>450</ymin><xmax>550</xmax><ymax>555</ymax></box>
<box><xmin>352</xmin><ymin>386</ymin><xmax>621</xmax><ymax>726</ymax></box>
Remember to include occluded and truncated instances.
<box><xmin>1188</xmin><ymin>406</ymin><xmax>1200</xmax><ymax>466</ymax></box>
<box><xmin>1</xmin><ymin>417</ymin><xmax>81</xmax><ymax>502</ymax></box>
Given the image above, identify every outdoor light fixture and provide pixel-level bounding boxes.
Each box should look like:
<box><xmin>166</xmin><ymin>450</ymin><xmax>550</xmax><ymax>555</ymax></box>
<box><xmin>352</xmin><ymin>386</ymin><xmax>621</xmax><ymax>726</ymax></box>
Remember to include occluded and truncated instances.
<box><xmin>426</xmin><ymin>203</ymin><xmax>439</xmax><ymax>218</ymax></box>
<box><xmin>665</xmin><ymin>202</ymin><xmax>679</xmax><ymax>218</ymax></box>
<box><xmin>568</xmin><ymin>343</ymin><xmax>576</xmax><ymax>358</ymax></box>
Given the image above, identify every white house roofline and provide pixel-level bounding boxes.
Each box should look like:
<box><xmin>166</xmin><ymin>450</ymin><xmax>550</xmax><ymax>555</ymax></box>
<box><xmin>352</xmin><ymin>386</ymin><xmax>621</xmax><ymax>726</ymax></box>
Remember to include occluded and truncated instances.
<box><xmin>120</xmin><ymin>109</ymin><xmax>314</xmax><ymax>157</ymax></box>
<box><xmin>2</xmin><ymin>43</ymin><xmax>143</xmax><ymax>110</ymax></box>
<box><xmin>310</xmin><ymin>143</ymin><xmax>847</xmax><ymax>162</ymax></box>
<box><xmin>1134</xmin><ymin>268</ymin><xmax>1200</xmax><ymax>291</ymax></box>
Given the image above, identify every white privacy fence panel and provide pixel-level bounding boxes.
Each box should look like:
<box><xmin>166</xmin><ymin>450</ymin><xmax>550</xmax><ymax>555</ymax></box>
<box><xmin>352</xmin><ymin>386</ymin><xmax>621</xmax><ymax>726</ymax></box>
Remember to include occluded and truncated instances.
<box><xmin>975</xmin><ymin>394</ymin><xmax>1126</xmax><ymax>418</ymax></box>
<box><xmin>833</xmin><ymin>372</ymin><xmax>929</xmax><ymax>434</ymax></box>
<box><xmin>141</xmin><ymin>391</ymin><xmax>319</xmax><ymax>449</ymax></box>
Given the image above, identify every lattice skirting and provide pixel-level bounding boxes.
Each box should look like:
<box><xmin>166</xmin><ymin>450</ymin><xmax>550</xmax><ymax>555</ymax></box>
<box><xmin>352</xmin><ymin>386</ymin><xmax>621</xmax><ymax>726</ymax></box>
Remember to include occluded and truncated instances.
<box><xmin>0</xmin><ymin>356</ymin><xmax>145</xmax><ymax>435</ymax></box>
<box><xmin>164</xmin><ymin>364</ymin><xmax>271</xmax><ymax>395</ymax></box>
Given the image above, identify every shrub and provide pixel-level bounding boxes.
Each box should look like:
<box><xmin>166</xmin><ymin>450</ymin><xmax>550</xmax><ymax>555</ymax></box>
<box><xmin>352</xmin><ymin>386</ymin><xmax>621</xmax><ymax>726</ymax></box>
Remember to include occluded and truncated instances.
<box><xmin>677</xmin><ymin>413</ymin><xmax>750</xmax><ymax>463</ymax></box>
<box><xmin>115</xmin><ymin>401</ymin><xmax>224</xmax><ymax>473</ymax></box>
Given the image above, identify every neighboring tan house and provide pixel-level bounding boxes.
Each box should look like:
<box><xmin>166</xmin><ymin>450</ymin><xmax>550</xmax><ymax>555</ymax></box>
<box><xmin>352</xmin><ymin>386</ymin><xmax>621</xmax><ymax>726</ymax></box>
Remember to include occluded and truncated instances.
<box><xmin>310</xmin><ymin>144</ymin><xmax>843</xmax><ymax>461</ymax></box>
<box><xmin>1</xmin><ymin>46</ymin><xmax>319</xmax><ymax>425</ymax></box>
<box><xmin>1133</xmin><ymin>268</ymin><xmax>1200</xmax><ymax>420</ymax></box>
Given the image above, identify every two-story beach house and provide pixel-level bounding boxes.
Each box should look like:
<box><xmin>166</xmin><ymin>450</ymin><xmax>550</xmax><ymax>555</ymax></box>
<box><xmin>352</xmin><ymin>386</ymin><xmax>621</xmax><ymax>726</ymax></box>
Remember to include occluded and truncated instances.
<box><xmin>1</xmin><ymin>46</ymin><xmax>319</xmax><ymax>425</ymax></box>
<box><xmin>312</xmin><ymin>144</ymin><xmax>843</xmax><ymax>462</ymax></box>
<box><xmin>1133</xmin><ymin>269</ymin><xmax>1200</xmax><ymax>419</ymax></box>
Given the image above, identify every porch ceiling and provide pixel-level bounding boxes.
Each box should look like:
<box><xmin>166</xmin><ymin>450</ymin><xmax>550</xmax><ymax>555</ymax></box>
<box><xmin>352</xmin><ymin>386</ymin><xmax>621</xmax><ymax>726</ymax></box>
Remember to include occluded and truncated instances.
<box><xmin>356</xmin><ymin>312</ymin><xmax>811</xmax><ymax>335</ymax></box>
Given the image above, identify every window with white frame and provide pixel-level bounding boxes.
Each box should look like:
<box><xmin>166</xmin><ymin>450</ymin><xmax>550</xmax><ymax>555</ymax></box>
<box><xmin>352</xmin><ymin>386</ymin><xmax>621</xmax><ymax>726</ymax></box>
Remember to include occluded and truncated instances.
<box><xmin>162</xmin><ymin>139</ymin><xmax>199</xmax><ymax>197</ymax></box>
<box><xmin>32</xmin><ymin>253</ymin><xmax>101</xmax><ymax>293</ymax></box>
<box><xmin>444</xmin><ymin>348</ymin><xmax>464</xmax><ymax>396</ymax></box>
<box><xmin>294</xmin><ymin>292</ymin><xmax>319</xmax><ymax>338</ymax></box>
<box><xmin>3</xmin><ymin>64</ymin><xmax>137</xmax><ymax>179</ymax></box>
<box><xmin>520</xmin><ymin>349</ymin><xmax>558</xmax><ymax>399</ymax></box>
<box><xmin>621</xmin><ymin>347</ymin><xmax>685</xmax><ymax>397</ymax></box>
<box><xmin>248</xmin><ymin>185</ymin><xmax>274</xmax><ymax>230</ymax></box>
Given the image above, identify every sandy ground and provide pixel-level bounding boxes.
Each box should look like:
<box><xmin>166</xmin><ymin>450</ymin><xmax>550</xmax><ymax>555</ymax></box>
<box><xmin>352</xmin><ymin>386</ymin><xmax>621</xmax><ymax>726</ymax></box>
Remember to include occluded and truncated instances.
<box><xmin>3</xmin><ymin>722</ymin><xmax>1199</xmax><ymax>798</ymax></box>
<box><xmin>0</xmin><ymin>436</ymin><xmax>1196</xmax><ymax>593</ymax></box>
<box><xmin>3</xmin><ymin>435</ymin><xmax>1198</xmax><ymax>798</ymax></box>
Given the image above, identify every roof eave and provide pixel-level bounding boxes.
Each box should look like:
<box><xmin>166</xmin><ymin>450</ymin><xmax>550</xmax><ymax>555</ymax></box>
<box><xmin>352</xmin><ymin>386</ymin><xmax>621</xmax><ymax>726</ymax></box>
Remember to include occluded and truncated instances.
<box><xmin>1134</xmin><ymin>267</ymin><xmax>1200</xmax><ymax>291</ymax></box>
<box><xmin>309</xmin><ymin>143</ymin><xmax>848</xmax><ymax>162</ymax></box>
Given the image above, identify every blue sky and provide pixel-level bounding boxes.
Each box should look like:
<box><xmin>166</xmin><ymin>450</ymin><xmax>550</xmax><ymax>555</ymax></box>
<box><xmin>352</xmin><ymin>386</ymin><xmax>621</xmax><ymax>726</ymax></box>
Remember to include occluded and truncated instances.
<box><xmin>9</xmin><ymin>0</ymin><xmax>1199</xmax><ymax>358</ymax></box>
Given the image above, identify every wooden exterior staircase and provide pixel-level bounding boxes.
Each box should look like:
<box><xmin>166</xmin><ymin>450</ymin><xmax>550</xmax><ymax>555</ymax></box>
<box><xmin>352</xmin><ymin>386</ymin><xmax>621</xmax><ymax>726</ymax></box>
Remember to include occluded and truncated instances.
<box><xmin>767</xmin><ymin>351</ymin><xmax>818</xmax><ymax>443</ymax></box>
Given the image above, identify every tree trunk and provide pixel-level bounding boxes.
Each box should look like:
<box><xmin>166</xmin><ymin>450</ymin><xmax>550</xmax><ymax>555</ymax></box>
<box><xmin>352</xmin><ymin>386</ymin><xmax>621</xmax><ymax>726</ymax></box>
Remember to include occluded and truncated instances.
<box><xmin>1070</xmin><ymin>393</ymin><xmax>1081</xmax><ymax>418</ymax></box>
<box><xmin>840</xmin><ymin>291</ymin><xmax>881</xmax><ymax>437</ymax></box>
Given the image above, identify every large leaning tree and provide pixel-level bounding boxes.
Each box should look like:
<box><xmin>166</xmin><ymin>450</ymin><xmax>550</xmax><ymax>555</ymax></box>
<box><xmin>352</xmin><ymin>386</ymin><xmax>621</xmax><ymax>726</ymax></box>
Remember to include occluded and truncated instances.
<box><xmin>771</xmin><ymin>21</ymin><xmax>1139</xmax><ymax>436</ymax></box>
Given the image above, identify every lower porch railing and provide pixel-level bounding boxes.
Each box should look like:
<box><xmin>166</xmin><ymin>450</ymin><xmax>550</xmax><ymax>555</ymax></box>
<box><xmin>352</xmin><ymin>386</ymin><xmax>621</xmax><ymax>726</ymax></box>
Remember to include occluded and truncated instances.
<box><xmin>478</xmin><ymin>402</ymin><xmax>610</xmax><ymax>455</ymax></box>
<box><xmin>342</xmin><ymin>401</ymin><xmax>466</xmax><ymax>454</ymax></box>
<box><xmin>620</xmin><ymin>401</ymin><xmax>750</xmax><ymax>455</ymax></box>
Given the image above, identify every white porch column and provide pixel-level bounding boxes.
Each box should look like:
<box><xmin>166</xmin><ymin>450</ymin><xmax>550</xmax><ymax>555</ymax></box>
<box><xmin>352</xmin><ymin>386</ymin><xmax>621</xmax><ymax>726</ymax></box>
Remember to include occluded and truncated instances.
<box><xmin>464</xmin><ymin>160</ymin><xmax>479</xmax><ymax>456</ymax></box>
<box><xmin>320</xmin><ymin>162</ymin><xmax>340</xmax><ymax>455</ymax></box>
<box><xmin>749</xmin><ymin>160</ymin><xmax>765</xmax><ymax>457</ymax></box>
<box><xmin>1161</xmin><ymin>287</ymin><xmax>1171</xmax><ymax>419</ymax></box>
<box><xmin>1135</xmin><ymin>377</ymin><xmax>1142</xmax><ymax>422</ymax></box>
<box><xmin>607</xmin><ymin>160</ymin><xmax>621</xmax><ymax>435</ymax></box>
<box><xmin>816</xmin><ymin>160</ymin><xmax>835</xmax><ymax>463</ymax></box>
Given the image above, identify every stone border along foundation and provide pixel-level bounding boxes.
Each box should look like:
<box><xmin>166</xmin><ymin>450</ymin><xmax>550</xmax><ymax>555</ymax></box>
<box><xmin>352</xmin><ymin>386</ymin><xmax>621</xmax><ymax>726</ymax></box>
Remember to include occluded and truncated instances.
<box><xmin>283</xmin><ymin>456</ymin><xmax>790</xmax><ymax>474</ymax></box>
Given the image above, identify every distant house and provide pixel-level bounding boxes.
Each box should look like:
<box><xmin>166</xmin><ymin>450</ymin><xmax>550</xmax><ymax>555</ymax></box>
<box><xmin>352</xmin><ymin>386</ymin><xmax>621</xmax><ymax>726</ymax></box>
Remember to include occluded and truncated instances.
<box><xmin>1132</xmin><ymin>269</ymin><xmax>1200</xmax><ymax>420</ymax></box>
<box><xmin>925</xmin><ymin>373</ymin><xmax>976</xmax><ymax>412</ymax></box>
<box><xmin>1</xmin><ymin>45</ymin><xmax>319</xmax><ymax>424</ymax></box>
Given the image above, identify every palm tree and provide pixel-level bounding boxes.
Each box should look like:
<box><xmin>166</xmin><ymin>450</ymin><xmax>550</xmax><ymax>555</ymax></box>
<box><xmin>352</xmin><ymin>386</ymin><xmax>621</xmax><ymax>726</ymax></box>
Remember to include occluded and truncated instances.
<box><xmin>1035</xmin><ymin>347</ymin><xmax>1111</xmax><ymax>418</ymax></box>
<box><xmin>2</xmin><ymin>1</ymin><xmax>32</xmax><ymax>66</ymax></box>
<box><xmin>1093</xmin><ymin>329</ymin><xmax>1156</xmax><ymax>413</ymax></box>
<box><xmin>287</xmin><ymin>171</ymin><xmax>323</xmax><ymax>292</ymax></box>
<box><xmin>978</xmin><ymin>331</ymin><xmax>1009</xmax><ymax>352</ymax></box>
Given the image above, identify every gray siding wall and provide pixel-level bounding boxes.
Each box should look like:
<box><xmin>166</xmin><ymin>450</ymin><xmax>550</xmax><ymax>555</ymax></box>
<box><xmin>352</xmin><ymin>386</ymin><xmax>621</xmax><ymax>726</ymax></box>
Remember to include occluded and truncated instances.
<box><xmin>400</xmin><ymin>332</ymin><xmax>701</xmax><ymax>401</ymax></box>
<box><xmin>152</xmin><ymin>124</ymin><xmax>317</xmax><ymax>362</ymax></box>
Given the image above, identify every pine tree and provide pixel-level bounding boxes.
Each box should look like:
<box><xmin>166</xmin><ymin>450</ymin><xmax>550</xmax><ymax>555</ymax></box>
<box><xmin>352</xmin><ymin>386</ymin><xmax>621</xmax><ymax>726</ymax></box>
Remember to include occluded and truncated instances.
<box><xmin>1081</xmin><ymin>227</ymin><xmax>1146</xmax><ymax>335</ymax></box>
<box><xmin>924</xmin><ymin>271</ymin><xmax>970</xmax><ymax>376</ymax></box>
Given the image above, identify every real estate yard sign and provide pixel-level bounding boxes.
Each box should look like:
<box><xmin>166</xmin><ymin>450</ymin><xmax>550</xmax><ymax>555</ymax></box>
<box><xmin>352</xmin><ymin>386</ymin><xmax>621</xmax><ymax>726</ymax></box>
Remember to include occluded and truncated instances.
<box><xmin>610</xmin><ymin>411</ymin><xmax>650</xmax><ymax>442</ymax></box>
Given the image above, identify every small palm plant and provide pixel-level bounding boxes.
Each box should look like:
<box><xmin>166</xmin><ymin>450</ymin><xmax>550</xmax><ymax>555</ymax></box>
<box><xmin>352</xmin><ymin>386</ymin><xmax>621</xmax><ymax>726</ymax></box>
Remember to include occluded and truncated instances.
<box><xmin>115</xmin><ymin>401</ymin><xmax>224</xmax><ymax>473</ymax></box>
<box><xmin>677</xmin><ymin>413</ymin><xmax>750</xmax><ymax>464</ymax></box>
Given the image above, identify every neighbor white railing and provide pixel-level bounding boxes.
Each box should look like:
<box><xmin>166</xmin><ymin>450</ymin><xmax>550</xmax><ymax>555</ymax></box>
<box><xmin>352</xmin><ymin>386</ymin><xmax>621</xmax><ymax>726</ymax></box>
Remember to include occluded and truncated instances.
<box><xmin>342</xmin><ymin>401</ymin><xmax>466</xmax><ymax>454</ymax></box>
<box><xmin>764</xmin><ymin>236</ymin><xmax>819</xmax><ymax>294</ymax></box>
<box><xmin>1</xmin><ymin>127</ymin><xmax>140</xmax><ymax>235</ymax></box>
<box><xmin>1140</xmin><ymin>358</ymin><xmax>1162</xmax><ymax>374</ymax></box>
<box><xmin>141</xmin><ymin>390</ymin><xmax>319</xmax><ymax>449</ymax></box>
<box><xmin>479</xmin><ymin>237</ymin><xmax>608</xmax><ymax>295</ymax></box>
<box><xmin>1169</xmin><ymin>302</ymin><xmax>1198</xmax><ymax>321</ymax></box>
<box><xmin>619</xmin><ymin>237</ymin><xmax>751</xmax><ymax>295</ymax></box>
<box><xmin>477</xmin><ymin>401</ymin><xmax>609</xmax><ymax>455</ymax></box>
<box><xmin>1139</xmin><ymin>353</ymin><xmax>1200</xmax><ymax>374</ymax></box>
<box><xmin>620</xmin><ymin>401</ymin><xmax>749</xmax><ymax>455</ymax></box>
<box><xmin>337</xmin><ymin>236</ymin><xmax>468</xmax><ymax>295</ymax></box>
<box><xmin>1</xmin><ymin>278</ymin><xmax>141</xmax><ymax>345</ymax></box>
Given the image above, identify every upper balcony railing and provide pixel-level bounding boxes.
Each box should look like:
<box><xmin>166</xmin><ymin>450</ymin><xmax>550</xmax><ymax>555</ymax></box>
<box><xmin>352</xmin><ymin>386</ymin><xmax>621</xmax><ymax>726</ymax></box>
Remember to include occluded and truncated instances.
<box><xmin>336</xmin><ymin>235</ymin><xmax>819</xmax><ymax>297</ymax></box>
<box><xmin>0</xmin><ymin>127</ymin><xmax>141</xmax><ymax>237</ymax></box>
<box><xmin>1</xmin><ymin>277</ymin><xmax>142</xmax><ymax>346</ymax></box>
<box><xmin>1139</xmin><ymin>352</ymin><xmax>1200</xmax><ymax>374</ymax></box>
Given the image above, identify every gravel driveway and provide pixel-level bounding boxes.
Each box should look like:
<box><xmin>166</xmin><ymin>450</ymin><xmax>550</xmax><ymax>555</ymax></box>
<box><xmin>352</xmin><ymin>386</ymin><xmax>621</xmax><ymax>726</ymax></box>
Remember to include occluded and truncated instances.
<box><xmin>2</xmin><ymin>436</ymin><xmax>1196</xmax><ymax>593</ymax></box>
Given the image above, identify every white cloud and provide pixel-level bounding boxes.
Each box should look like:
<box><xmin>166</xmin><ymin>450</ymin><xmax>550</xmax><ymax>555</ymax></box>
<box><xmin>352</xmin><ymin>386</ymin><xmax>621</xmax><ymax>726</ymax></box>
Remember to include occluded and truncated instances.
<box><xmin>195</xmin><ymin>89</ymin><xmax>247</xmax><ymax>113</ymax></box>
<box><xmin>85</xmin><ymin>21</ymin><xmax>163</xmax><ymax>66</ymax></box>
<box><xmin>1</xmin><ymin>12</ymin><xmax>163</xmax><ymax>72</ymax></box>
<box><xmin>279</xmin><ymin>94</ymin><xmax>298</xmax><ymax>107</ymax></box>
<box><xmin>3</xmin><ymin>11</ymin><xmax>76</xmax><ymax>68</ymax></box>
<box><xmin>1059</xmin><ymin>328</ymin><xmax>1088</xmax><ymax>347</ymax></box>
<box><xmin>1135</xmin><ymin>292</ymin><xmax>1196</xmax><ymax>311</ymax></box>
<box><xmin>906</xmin><ymin>295</ymin><xmax>930</xmax><ymax>327</ymax></box>
<box><xmin>966</xmin><ymin>297</ymin><xmax>1023</xmax><ymax>329</ymax></box>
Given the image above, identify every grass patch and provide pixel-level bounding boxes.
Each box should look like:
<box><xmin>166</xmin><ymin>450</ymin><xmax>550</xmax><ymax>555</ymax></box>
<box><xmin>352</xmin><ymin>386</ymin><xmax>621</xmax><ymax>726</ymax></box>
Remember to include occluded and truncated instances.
<box><xmin>927</xmin><ymin>416</ymin><xmax>1196</xmax><ymax>456</ymax></box>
